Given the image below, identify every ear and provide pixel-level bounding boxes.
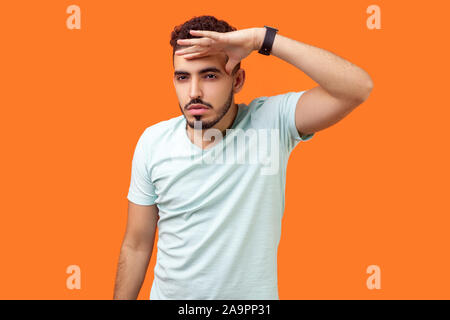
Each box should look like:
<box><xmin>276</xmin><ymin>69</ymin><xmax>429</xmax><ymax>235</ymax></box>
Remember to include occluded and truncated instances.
<box><xmin>232</xmin><ymin>68</ymin><xmax>245</xmax><ymax>94</ymax></box>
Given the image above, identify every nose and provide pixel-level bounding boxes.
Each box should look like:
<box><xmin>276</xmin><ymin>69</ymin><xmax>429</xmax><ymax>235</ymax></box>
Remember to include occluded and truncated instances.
<box><xmin>188</xmin><ymin>78</ymin><xmax>203</xmax><ymax>100</ymax></box>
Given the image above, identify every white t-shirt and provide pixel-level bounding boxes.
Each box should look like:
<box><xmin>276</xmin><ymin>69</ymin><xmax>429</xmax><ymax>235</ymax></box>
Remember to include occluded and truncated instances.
<box><xmin>127</xmin><ymin>91</ymin><xmax>314</xmax><ymax>299</ymax></box>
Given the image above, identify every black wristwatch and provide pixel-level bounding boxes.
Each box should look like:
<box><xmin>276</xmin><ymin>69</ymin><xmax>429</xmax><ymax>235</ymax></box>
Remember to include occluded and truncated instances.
<box><xmin>257</xmin><ymin>26</ymin><xmax>278</xmax><ymax>55</ymax></box>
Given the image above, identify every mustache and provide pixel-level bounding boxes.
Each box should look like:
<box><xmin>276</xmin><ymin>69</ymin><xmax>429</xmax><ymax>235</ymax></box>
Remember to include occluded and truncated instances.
<box><xmin>185</xmin><ymin>101</ymin><xmax>212</xmax><ymax>109</ymax></box>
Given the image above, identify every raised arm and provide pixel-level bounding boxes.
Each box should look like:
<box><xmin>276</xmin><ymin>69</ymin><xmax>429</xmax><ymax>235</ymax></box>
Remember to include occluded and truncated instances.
<box><xmin>253</xmin><ymin>28</ymin><xmax>374</xmax><ymax>137</ymax></box>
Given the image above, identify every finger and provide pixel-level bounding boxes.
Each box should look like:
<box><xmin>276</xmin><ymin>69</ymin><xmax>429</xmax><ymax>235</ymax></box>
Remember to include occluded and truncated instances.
<box><xmin>177</xmin><ymin>37</ymin><xmax>214</xmax><ymax>47</ymax></box>
<box><xmin>175</xmin><ymin>45</ymin><xmax>202</xmax><ymax>55</ymax></box>
<box><xmin>182</xmin><ymin>51</ymin><xmax>210</xmax><ymax>60</ymax></box>
<box><xmin>189</xmin><ymin>29</ymin><xmax>223</xmax><ymax>41</ymax></box>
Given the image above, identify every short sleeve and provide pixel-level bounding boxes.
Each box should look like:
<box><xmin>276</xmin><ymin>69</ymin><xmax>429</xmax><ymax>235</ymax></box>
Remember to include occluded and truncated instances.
<box><xmin>127</xmin><ymin>129</ymin><xmax>158</xmax><ymax>206</ymax></box>
<box><xmin>263</xmin><ymin>90</ymin><xmax>315</xmax><ymax>152</ymax></box>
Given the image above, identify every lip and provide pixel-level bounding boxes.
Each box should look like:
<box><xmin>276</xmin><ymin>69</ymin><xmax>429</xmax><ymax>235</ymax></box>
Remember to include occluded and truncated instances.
<box><xmin>187</xmin><ymin>104</ymin><xmax>210</xmax><ymax>115</ymax></box>
<box><xmin>187</xmin><ymin>104</ymin><xmax>209</xmax><ymax>110</ymax></box>
<box><xmin>188</xmin><ymin>108</ymin><xmax>209</xmax><ymax>115</ymax></box>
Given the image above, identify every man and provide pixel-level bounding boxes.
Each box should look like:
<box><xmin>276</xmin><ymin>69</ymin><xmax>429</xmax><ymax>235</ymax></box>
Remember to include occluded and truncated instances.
<box><xmin>113</xmin><ymin>15</ymin><xmax>373</xmax><ymax>300</ymax></box>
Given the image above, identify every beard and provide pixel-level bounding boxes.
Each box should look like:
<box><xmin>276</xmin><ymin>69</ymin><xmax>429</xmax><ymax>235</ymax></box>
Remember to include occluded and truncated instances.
<box><xmin>180</xmin><ymin>88</ymin><xmax>234</xmax><ymax>130</ymax></box>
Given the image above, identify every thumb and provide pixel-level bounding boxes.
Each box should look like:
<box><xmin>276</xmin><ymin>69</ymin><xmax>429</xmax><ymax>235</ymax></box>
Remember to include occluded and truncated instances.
<box><xmin>225</xmin><ymin>58</ymin><xmax>239</xmax><ymax>76</ymax></box>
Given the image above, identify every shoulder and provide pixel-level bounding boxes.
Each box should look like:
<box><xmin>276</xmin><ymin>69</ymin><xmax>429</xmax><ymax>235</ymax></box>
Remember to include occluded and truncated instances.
<box><xmin>131</xmin><ymin>116</ymin><xmax>184</xmax><ymax>160</ymax></box>
<box><xmin>243</xmin><ymin>91</ymin><xmax>304</xmax><ymax>122</ymax></box>
<box><xmin>139</xmin><ymin>115</ymin><xmax>184</xmax><ymax>143</ymax></box>
<box><xmin>246</xmin><ymin>91</ymin><xmax>304</xmax><ymax>112</ymax></box>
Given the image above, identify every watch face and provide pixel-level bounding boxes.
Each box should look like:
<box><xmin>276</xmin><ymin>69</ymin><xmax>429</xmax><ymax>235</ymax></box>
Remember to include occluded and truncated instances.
<box><xmin>258</xmin><ymin>47</ymin><xmax>271</xmax><ymax>55</ymax></box>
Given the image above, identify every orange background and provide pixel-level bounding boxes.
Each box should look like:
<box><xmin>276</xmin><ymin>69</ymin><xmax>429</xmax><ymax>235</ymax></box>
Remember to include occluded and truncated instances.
<box><xmin>0</xmin><ymin>0</ymin><xmax>449</xmax><ymax>299</ymax></box>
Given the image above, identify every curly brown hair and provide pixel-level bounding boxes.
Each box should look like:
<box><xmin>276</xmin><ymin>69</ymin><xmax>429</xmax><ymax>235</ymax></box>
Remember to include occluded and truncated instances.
<box><xmin>170</xmin><ymin>15</ymin><xmax>241</xmax><ymax>75</ymax></box>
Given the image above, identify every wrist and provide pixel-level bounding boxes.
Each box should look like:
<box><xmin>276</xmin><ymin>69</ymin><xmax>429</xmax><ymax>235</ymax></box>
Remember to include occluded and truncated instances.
<box><xmin>252</xmin><ymin>27</ymin><xmax>266</xmax><ymax>51</ymax></box>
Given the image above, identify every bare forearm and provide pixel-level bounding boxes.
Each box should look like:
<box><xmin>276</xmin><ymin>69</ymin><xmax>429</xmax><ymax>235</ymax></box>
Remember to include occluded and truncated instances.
<box><xmin>113</xmin><ymin>244</ymin><xmax>152</xmax><ymax>300</ymax></box>
<box><xmin>253</xmin><ymin>27</ymin><xmax>373</xmax><ymax>101</ymax></box>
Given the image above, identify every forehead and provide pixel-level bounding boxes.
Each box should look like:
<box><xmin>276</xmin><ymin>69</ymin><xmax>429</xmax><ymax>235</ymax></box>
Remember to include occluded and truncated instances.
<box><xmin>173</xmin><ymin>52</ymin><xmax>227</xmax><ymax>74</ymax></box>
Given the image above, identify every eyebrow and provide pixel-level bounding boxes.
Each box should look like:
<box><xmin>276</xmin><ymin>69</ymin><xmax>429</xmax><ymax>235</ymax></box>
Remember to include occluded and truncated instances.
<box><xmin>174</xmin><ymin>67</ymin><xmax>223</xmax><ymax>77</ymax></box>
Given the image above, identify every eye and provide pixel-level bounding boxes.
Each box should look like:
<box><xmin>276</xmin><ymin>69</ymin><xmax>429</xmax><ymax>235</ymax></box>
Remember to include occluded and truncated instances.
<box><xmin>176</xmin><ymin>74</ymin><xmax>217</xmax><ymax>81</ymax></box>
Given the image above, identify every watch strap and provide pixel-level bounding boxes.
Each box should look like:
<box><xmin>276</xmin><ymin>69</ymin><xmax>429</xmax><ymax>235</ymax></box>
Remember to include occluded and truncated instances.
<box><xmin>258</xmin><ymin>26</ymin><xmax>278</xmax><ymax>55</ymax></box>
